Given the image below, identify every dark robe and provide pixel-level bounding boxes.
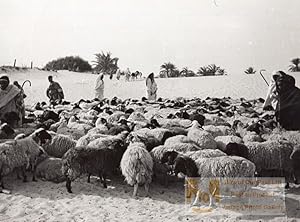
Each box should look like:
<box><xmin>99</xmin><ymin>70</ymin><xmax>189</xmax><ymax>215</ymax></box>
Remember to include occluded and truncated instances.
<box><xmin>274</xmin><ymin>73</ymin><xmax>300</xmax><ymax>130</ymax></box>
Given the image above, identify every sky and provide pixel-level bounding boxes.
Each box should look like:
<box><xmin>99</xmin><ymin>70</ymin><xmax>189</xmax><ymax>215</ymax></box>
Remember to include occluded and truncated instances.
<box><xmin>1</xmin><ymin>0</ymin><xmax>300</xmax><ymax>75</ymax></box>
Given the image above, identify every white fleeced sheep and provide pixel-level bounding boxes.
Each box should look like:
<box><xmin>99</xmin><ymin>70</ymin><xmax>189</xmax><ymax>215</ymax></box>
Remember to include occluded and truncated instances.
<box><xmin>76</xmin><ymin>133</ymin><xmax>108</xmax><ymax>147</ymax></box>
<box><xmin>204</xmin><ymin>115</ymin><xmax>230</xmax><ymax>126</ymax></box>
<box><xmin>245</xmin><ymin>140</ymin><xmax>294</xmax><ymax>177</ymax></box>
<box><xmin>120</xmin><ymin>142</ymin><xmax>153</xmax><ymax>197</ymax></box>
<box><xmin>156</xmin><ymin>118</ymin><xmax>192</xmax><ymax>129</ymax></box>
<box><xmin>87</xmin><ymin>131</ymin><xmax>128</xmax><ymax>149</ymax></box>
<box><xmin>184</xmin><ymin>149</ymin><xmax>227</xmax><ymax>161</ymax></box>
<box><xmin>106</xmin><ymin>111</ymin><xmax>127</xmax><ymax>124</ymax></box>
<box><xmin>194</xmin><ymin>155</ymin><xmax>255</xmax><ymax>178</ymax></box>
<box><xmin>127</xmin><ymin>112</ymin><xmax>147</xmax><ymax>123</ymax></box>
<box><xmin>0</xmin><ymin>136</ymin><xmax>46</xmax><ymax>192</ymax></box>
<box><xmin>43</xmin><ymin>132</ymin><xmax>77</xmax><ymax>158</ymax></box>
<box><xmin>214</xmin><ymin>135</ymin><xmax>244</xmax><ymax>151</ymax></box>
<box><xmin>187</xmin><ymin>121</ymin><xmax>217</xmax><ymax>149</ymax></box>
<box><xmin>35</xmin><ymin>157</ymin><xmax>65</xmax><ymax>183</ymax></box>
<box><xmin>67</xmin><ymin>116</ymin><xmax>93</xmax><ymax>132</ymax></box>
<box><xmin>242</xmin><ymin>132</ymin><xmax>263</xmax><ymax>143</ymax></box>
<box><xmin>203</xmin><ymin>125</ymin><xmax>233</xmax><ymax>138</ymax></box>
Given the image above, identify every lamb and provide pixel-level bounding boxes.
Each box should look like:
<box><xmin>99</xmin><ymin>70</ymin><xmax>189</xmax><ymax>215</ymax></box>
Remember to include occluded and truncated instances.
<box><xmin>187</xmin><ymin>121</ymin><xmax>217</xmax><ymax>149</ymax></box>
<box><xmin>42</xmin><ymin>132</ymin><xmax>77</xmax><ymax>158</ymax></box>
<box><xmin>62</xmin><ymin>132</ymin><xmax>128</xmax><ymax>193</ymax></box>
<box><xmin>120</xmin><ymin>142</ymin><xmax>153</xmax><ymax>197</ymax></box>
<box><xmin>0</xmin><ymin>129</ymin><xmax>50</xmax><ymax>192</ymax></box>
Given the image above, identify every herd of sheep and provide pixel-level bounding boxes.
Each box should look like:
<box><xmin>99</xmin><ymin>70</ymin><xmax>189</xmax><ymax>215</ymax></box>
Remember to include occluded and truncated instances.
<box><xmin>0</xmin><ymin>96</ymin><xmax>299</xmax><ymax>198</ymax></box>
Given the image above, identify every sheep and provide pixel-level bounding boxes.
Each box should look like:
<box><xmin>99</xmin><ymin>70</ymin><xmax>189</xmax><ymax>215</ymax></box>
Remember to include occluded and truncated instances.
<box><xmin>35</xmin><ymin>157</ymin><xmax>66</xmax><ymax>183</ymax></box>
<box><xmin>202</xmin><ymin>125</ymin><xmax>233</xmax><ymax>138</ymax></box>
<box><xmin>214</xmin><ymin>135</ymin><xmax>244</xmax><ymax>151</ymax></box>
<box><xmin>187</xmin><ymin>121</ymin><xmax>217</xmax><ymax>149</ymax></box>
<box><xmin>42</xmin><ymin>132</ymin><xmax>77</xmax><ymax>158</ymax></box>
<box><xmin>126</xmin><ymin>128</ymin><xmax>173</xmax><ymax>151</ymax></box>
<box><xmin>184</xmin><ymin>149</ymin><xmax>227</xmax><ymax>160</ymax></box>
<box><xmin>149</xmin><ymin>145</ymin><xmax>177</xmax><ymax>186</ymax></box>
<box><xmin>62</xmin><ymin>142</ymin><xmax>127</xmax><ymax>193</ymax></box>
<box><xmin>0</xmin><ymin>132</ymin><xmax>49</xmax><ymax>192</ymax></box>
<box><xmin>0</xmin><ymin>123</ymin><xmax>15</xmax><ymax>139</ymax></box>
<box><xmin>120</xmin><ymin>142</ymin><xmax>153</xmax><ymax>197</ymax></box>
<box><xmin>76</xmin><ymin>133</ymin><xmax>108</xmax><ymax>147</ymax></box>
<box><xmin>245</xmin><ymin>140</ymin><xmax>294</xmax><ymax>188</ymax></box>
<box><xmin>223</xmin><ymin>142</ymin><xmax>249</xmax><ymax>159</ymax></box>
<box><xmin>290</xmin><ymin>145</ymin><xmax>300</xmax><ymax>185</ymax></box>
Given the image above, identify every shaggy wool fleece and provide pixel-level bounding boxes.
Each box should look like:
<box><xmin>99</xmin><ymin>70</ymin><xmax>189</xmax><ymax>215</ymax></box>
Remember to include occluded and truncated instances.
<box><xmin>120</xmin><ymin>142</ymin><xmax>153</xmax><ymax>186</ymax></box>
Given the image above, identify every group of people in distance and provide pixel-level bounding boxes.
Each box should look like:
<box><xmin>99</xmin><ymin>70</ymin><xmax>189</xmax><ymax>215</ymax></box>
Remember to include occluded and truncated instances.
<box><xmin>0</xmin><ymin>72</ymin><xmax>158</xmax><ymax>127</ymax></box>
<box><xmin>94</xmin><ymin>72</ymin><xmax>157</xmax><ymax>101</ymax></box>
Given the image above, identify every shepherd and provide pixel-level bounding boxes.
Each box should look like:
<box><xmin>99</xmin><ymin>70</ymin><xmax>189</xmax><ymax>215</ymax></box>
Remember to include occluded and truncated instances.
<box><xmin>0</xmin><ymin>75</ymin><xmax>25</xmax><ymax>126</ymax></box>
<box><xmin>146</xmin><ymin>73</ymin><xmax>157</xmax><ymax>101</ymax></box>
<box><xmin>263</xmin><ymin>71</ymin><xmax>300</xmax><ymax>130</ymax></box>
<box><xmin>95</xmin><ymin>73</ymin><xmax>104</xmax><ymax>100</ymax></box>
<box><xmin>46</xmin><ymin>75</ymin><xmax>64</xmax><ymax>105</ymax></box>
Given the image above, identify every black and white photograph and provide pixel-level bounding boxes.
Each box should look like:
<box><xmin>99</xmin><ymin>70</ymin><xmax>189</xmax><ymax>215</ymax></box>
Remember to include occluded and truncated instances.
<box><xmin>0</xmin><ymin>0</ymin><xmax>300</xmax><ymax>221</ymax></box>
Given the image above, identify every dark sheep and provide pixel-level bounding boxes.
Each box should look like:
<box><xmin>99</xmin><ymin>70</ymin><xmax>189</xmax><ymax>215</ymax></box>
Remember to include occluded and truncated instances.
<box><xmin>224</xmin><ymin>142</ymin><xmax>249</xmax><ymax>159</ymax></box>
<box><xmin>62</xmin><ymin>142</ymin><xmax>127</xmax><ymax>193</ymax></box>
<box><xmin>0</xmin><ymin>123</ymin><xmax>15</xmax><ymax>139</ymax></box>
<box><xmin>62</xmin><ymin>132</ymin><xmax>128</xmax><ymax>193</ymax></box>
<box><xmin>2</xmin><ymin>111</ymin><xmax>20</xmax><ymax>127</ymax></box>
<box><xmin>189</xmin><ymin>113</ymin><xmax>205</xmax><ymax>126</ymax></box>
<box><xmin>162</xmin><ymin>151</ymin><xmax>199</xmax><ymax>177</ymax></box>
<box><xmin>41</xmin><ymin>110</ymin><xmax>59</xmax><ymax>122</ymax></box>
<box><xmin>290</xmin><ymin>145</ymin><xmax>300</xmax><ymax>185</ymax></box>
<box><xmin>246</xmin><ymin>122</ymin><xmax>263</xmax><ymax>135</ymax></box>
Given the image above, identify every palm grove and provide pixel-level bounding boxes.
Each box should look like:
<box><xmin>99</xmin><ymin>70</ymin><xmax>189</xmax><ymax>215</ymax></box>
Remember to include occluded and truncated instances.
<box><xmin>44</xmin><ymin>53</ymin><xmax>300</xmax><ymax>77</ymax></box>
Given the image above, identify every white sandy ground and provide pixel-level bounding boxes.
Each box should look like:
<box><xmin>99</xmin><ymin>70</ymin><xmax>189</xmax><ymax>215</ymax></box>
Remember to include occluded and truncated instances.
<box><xmin>0</xmin><ymin>174</ymin><xmax>299</xmax><ymax>222</ymax></box>
<box><xmin>5</xmin><ymin>69</ymin><xmax>300</xmax><ymax>106</ymax></box>
<box><xmin>1</xmin><ymin>69</ymin><xmax>300</xmax><ymax>221</ymax></box>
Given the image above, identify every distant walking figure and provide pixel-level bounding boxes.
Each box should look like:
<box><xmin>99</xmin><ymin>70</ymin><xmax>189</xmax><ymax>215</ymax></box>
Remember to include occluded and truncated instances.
<box><xmin>146</xmin><ymin>73</ymin><xmax>157</xmax><ymax>101</ymax></box>
<box><xmin>95</xmin><ymin>73</ymin><xmax>104</xmax><ymax>100</ymax></box>
<box><xmin>46</xmin><ymin>75</ymin><xmax>64</xmax><ymax>105</ymax></box>
<box><xmin>116</xmin><ymin>69</ymin><xmax>121</xmax><ymax>80</ymax></box>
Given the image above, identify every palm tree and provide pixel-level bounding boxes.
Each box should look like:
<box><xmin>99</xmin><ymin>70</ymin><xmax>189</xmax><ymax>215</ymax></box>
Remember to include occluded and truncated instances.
<box><xmin>197</xmin><ymin>64</ymin><xmax>226</xmax><ymax>76</ymax></box>
<box><xmin>180</xmin><ymin>67</ymin><xmax>195</xmax><ymax>77</ymax></box>
<box><xmin>160</xmin><ymin>62</ymin><xmax>177</xmax><ymax>78</ymax></box>
<box><xmin>244</xmin><ymin>67</ymin><xmax>256</xmax><ymax>74</ymax></box>
<box><xmin>288</xmin><ymin>58</ymin><xmax>300</xmax><ymax>72</ymax></box>
<box><xmin>93</xmin><ymin>51</ymin><xmax>119</xmax><ymax>75</ymax></box>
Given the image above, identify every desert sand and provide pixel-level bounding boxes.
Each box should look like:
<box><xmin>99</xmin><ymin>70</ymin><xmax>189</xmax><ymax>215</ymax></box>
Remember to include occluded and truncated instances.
<box><xmin>0</xmin><ymin>69</ymin><xmax>300</xmax><ymax>222</ymax></box>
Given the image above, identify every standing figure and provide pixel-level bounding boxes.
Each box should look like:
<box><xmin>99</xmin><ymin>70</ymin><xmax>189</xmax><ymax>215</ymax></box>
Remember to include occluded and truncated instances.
<box><xmin>146</xmin><ymin>73</ymin><xmax>157</xmax><ymax>101</ymax></box>
<box><xmin>116</xmin><ymin>69</ymin><xmax>121</xmax><ymax>80</ymax></box>
<box><xmin>0</xmin><ymin>76</ymin><xmax>25</xmax><ymax>127</ymax></box>
<box><xmin>46</xmin><ymin>75</ymin><xmax>64</xmax><ymax>105</ymax></box>
<box><xmin>95</xmin><ymin>73</ymin><xmax>104</xmax><ymax>100</ymax></box>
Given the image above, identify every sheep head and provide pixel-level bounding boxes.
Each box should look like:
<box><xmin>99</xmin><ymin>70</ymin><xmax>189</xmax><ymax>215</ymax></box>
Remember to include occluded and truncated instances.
<box><xmin>31</xmin><ymin>128</ymin><xmax>52</xmax><ymax>145</ymax></box>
